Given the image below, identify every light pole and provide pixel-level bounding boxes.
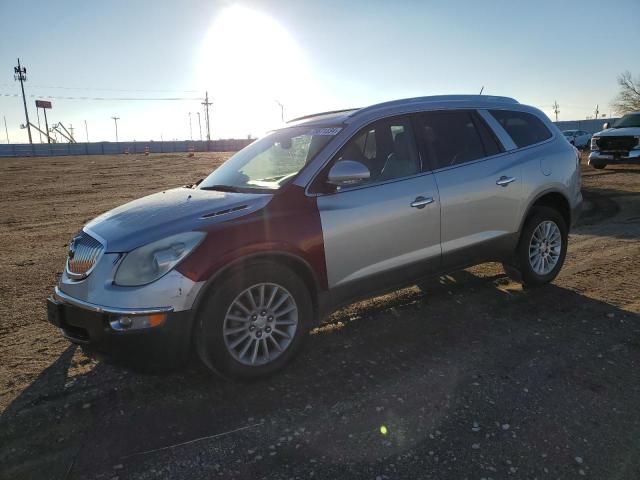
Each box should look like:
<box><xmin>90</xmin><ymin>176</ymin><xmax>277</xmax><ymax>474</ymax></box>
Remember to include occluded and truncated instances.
<box><xmin>275</xmin><ymin>99</ymin><xmax>284</xmax><ymax>123</ymax></box>
<box><xmin>188</xmin><ymin>112</ymin><xmax>193</xmax><ymax>140</ymax></box>
<box><xmin>111</xmin><ymin>116</ymin><xmax>120</xmax><ymax>142</ymax></box>
<box><xmin>197</xmin><ymin>112</ymin><xmax>202</xmax><ymax>141</ymax></box>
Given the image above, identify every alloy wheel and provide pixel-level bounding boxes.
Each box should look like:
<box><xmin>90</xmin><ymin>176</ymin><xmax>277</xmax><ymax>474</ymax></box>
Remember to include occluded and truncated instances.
<box><xmin>222</xmin><ymin>283</ymin><xmax>298</xmax><ymax>366</ymax></box>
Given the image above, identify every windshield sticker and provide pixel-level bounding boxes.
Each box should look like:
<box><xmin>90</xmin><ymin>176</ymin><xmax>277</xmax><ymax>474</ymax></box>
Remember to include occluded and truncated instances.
<box><xmin>308</xmin><ymin>127</ymin><xmax>342</xmax><ymax>136</ymax></box>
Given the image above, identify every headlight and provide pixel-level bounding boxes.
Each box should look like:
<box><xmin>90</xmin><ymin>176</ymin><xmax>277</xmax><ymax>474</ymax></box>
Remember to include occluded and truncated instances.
<box><xmin>590</xmin><ymin>136</ymin><xmax>599</xmax><ymax>151</ymax></box>
<box><xmin>114</xmin><ymin>232</ymin><xmax>206</xmax><ymax>286</ymax></box>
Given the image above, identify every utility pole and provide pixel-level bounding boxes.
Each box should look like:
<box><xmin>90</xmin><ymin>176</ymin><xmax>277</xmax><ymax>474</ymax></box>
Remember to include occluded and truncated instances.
<box><xmin>552</xmin><ymin>101</ymin><xmax>560</xmax><ymax>122</ymax></box>
<box><xmin>14</xmin><ymin>58</ymin><xmax>32</xmax><ymax>144</ymax></box>
<box><xmin>69</xmin><ymin>124</ymin><xmax>74</xmax><ymax>141</ymax></box>
<box><xmin>197</xmin><ymin>112</ymin><xmax>202</xmax><ymax>140</ymax></box>
<box><xmin>3</xmin><ymin>116</ymin><xmax>9</xmax><ymax>144</ymax></box>
<box><xmin>201</xmin><ymin>91</ymin><xmax>212</xmax><ymax>141</ymax></box>
<box><xmin>594</xmin><ymin>104</ymin><xmax>599</xmax><ymax>119</ymax></box>
<box><xmin>111</xmin><ymin>116</ymin><xmax>120</xmax><ymax>142</ymax></box>
<box><xmin>188</xmin><ymin>112</ymin><xmax>193</xmax><ymax>140</ymax></box>
<box><xmin>84</xmin><ymin>120</ymin><xmax>89</xmax><ymax>142</ymax></box>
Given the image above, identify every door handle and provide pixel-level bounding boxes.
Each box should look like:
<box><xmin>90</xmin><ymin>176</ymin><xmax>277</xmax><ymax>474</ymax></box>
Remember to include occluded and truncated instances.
<box><xmin>496</xmin><ymin>176</ymin><xmax>516</xmax><ymax>187</ymax></box>
<box><xmin>410</xmin><ymin>196</ymin><xmax>434</xmax><ymax>209</ymax></box>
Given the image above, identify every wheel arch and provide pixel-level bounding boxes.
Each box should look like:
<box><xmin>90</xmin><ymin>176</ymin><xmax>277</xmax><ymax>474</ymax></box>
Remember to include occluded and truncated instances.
<box><xmin>190</xmin><ymin>251</ymin><xmax>323</xmax><ymax>327</ymax></box>
<box><xmin>520</xmin><ymin>189</ymin><xmax>571</xmax><ymax>233</ymax></box>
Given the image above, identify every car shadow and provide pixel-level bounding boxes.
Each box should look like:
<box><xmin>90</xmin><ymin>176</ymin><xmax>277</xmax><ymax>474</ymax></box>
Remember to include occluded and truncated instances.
<box><xmin>2</xmin><ymin>270</ymin><xmax>640</xmax><ymax>479</ymax></box>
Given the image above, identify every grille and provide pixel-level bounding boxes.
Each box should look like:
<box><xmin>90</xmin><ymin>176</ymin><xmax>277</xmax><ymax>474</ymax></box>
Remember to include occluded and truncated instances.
<box><xmin>597</xmin><ymin>136</ymin><xmax>637</xmax><ymax>152</ymax></box>
<box><xmin>66</xmin><ymin>232</ymin><xmax>104</xmax><ymax>278</ymax></box>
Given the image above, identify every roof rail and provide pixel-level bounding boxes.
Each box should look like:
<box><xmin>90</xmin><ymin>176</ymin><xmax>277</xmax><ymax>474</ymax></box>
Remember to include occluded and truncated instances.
<box><xmin>349</xmin><ymin>95</ymin><xmax>519</xmax><ymax>118</ymax></box>
<box><xmin>286</xmin><ymin>108</ymin><xmax>359</xmax><ymax>124</ymax></box>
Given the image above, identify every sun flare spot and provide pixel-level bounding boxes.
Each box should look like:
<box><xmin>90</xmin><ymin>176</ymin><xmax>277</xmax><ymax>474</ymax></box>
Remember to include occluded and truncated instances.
<box><xmin>197</xmin><ymin>5</ymin><xmax>317</xmax><ymax>136</ymax></box>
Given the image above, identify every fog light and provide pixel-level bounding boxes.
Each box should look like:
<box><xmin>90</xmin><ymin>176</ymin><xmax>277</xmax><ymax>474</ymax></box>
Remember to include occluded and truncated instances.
<box><xmin>110</xmin><ymin>313</ymin><xmax>167</xmax><ymax>331</ymax></box>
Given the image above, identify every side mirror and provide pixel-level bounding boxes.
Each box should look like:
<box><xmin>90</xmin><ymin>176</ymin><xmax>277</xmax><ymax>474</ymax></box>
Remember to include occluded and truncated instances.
<box><xmin>603</xmin><ymin>122</ymin><xmax>610</xmax><ymax>129</ymax></box>
<box><xmin>327</xmin><ymin>160</ymin><xmax>370</xmax><ymax>187</ymax></box>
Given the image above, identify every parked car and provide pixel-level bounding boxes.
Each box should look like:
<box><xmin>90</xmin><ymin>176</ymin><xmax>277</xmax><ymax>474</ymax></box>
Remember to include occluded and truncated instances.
<box><xmin>47</xmin><ymin>95</ymin><xmax>582</xmax><ymax>378</ymax></box>
<box><xmin>589</xmin><ymin>112</ymin><xmax>640</xmax><ymax>169</ymax></box>
<box><xmin>562</xmin><ymin>129</ymin><xmax>591</xmax><ymax>149</ymax></box>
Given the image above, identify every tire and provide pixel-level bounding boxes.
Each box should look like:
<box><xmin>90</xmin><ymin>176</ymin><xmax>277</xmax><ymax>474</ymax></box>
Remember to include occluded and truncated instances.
<box><xmin>505</xmin><ymin>206</ymin><xmax>568</xmax><ymax>287</ymax></box>
<box><xmin>195</xmin><ymin>262</ymin><xmax>313</xmax><ymax>379</ymax></box>
<box><xmin>591</xmin><ymin>162</ymin><xmax>606</xmax><ymax>170</ymax></box>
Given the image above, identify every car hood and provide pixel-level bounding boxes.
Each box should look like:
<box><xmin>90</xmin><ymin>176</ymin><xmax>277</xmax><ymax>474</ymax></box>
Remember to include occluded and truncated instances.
<box><xmin>84</xmin><ymin>187</ymin><xmax>272</xmax><ymax>252</ymax></box>
<box><xmin>595</xmin><ymin>127</ymin><xmax>640</xmax><ymax>137</ymax></box>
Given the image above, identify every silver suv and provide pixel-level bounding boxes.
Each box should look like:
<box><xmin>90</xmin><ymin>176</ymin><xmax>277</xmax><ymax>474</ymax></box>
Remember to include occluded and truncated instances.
<box><xmin>47</xmin><ymin>95</ymin><xmax>582</xmax><ymax>378</ymax></box>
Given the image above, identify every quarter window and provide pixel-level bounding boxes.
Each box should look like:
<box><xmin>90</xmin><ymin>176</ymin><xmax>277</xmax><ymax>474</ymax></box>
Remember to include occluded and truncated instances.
<box><xmin>489</xmin><ymin>109</ymin><xmax>552</xmax><ymax>148</ymax></box>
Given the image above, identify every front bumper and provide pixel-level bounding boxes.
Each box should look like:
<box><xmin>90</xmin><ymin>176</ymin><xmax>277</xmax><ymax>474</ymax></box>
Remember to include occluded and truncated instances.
<box><xmin>589</xmin><ymin>149</ymin><xmax>640</xmax><ymax>165</ymax></box>
<box><xmin>47</xmin><ymin>287</ymin><xmax>194</xmax><ymax>365</ymax></box>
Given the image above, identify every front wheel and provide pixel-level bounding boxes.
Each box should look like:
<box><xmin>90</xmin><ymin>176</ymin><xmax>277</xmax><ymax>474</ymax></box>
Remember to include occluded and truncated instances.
<box><xmin>195</xmin><ymin>262</ymin><xmax>313</xmax><ymax>379</ymax></box>
<box><xmin>590</xmin><ymin>162</ymin><xmax>606</xmax><ymax>170</ymax></box>
<box><xmin>505</xmin><ymin>206</ymin><xmax>568</xmax><ymax>287</ymax></box>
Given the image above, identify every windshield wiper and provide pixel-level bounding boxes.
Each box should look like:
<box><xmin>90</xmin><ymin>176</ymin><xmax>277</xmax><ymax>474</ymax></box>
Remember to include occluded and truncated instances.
<box><xmin>199</xmin><ymin>185</ymin><xmax>243</xmax><ymax>193</ymax></box>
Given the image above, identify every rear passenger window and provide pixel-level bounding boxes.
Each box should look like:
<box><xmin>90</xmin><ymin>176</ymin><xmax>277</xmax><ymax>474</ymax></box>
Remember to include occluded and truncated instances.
<box><xmin>489</xmin><ymin>110</ymin><xmax>552</xmax><ymax>148</ymax></box>
<box><xmin>417</xmin><ymin>111</ymin><xmax>493</xmax><ymax>170</ymax></box>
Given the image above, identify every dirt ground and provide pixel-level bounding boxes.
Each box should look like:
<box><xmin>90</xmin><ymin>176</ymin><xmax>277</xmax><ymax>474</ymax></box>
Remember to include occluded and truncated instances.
<box><xmin>1</xmin><ymin>152</ymin><xmax>639</xmax><ymax>479</ymax></box>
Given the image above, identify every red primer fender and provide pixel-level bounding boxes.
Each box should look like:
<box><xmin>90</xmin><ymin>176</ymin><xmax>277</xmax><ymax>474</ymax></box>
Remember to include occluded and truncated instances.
<box><xmin>177</xmin><ymin>184</ymin><xmax>328</xmax><ymax>289</ymax></box>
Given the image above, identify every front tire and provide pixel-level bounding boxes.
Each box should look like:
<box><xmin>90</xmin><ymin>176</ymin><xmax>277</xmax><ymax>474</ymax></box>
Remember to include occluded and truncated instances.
<box><xmin>506</xmin><ymin>206</ymin><xmax>568</xmax><ymax>287</ymax></box>
<box><xmin>195</xmin><ymin>262</ymin><xmax>312</xmax><ymax>379</ymax></box>
<box><xmin>590</xmin><ymin>162</ymin><xmax>606</xmax><ymax>169</ymax></box>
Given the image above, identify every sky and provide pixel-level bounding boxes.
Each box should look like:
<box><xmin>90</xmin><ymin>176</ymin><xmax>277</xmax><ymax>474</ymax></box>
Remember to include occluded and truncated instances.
<box><xmin>1</xmin><ymin>0</ymin><xmax>639</xmax><ymax>144</ymax></box>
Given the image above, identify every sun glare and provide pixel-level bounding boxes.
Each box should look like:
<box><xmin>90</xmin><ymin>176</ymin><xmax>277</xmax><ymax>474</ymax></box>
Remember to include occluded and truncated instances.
<box><xmin>197</xmin><ymin>5</ymin><xmax>317</xmax><ymax>137</ymax></box>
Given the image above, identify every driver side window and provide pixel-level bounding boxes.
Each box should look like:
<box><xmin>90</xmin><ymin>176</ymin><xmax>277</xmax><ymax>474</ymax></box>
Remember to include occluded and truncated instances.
<box><xmin>333</xmin><ymin>117</ymin><xmax>420</xmax><ymax>187</ymax></box>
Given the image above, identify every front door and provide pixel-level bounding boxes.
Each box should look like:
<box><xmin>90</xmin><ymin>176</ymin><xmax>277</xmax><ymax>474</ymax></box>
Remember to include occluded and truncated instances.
<box><xmin>312</xmin><ymin>116</ymin><xmax>441</xmax><ymax>301</ymax></box>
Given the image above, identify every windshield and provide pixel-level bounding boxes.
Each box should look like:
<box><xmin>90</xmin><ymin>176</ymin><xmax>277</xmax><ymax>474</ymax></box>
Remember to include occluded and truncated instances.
<box><xmin>199</xmin><ymin>126</ymin><xmax>341</xmax><ymax>192</ymax></box>
<box><xmin>612</xmin><ymin>114</ymin><xmax>640</xmax><ymax>129</ymax></box>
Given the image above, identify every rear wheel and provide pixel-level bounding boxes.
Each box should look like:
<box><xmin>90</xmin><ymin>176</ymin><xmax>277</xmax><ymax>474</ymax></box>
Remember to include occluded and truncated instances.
<box><xmin>503</xmin><ymin>206</ymin><xmax>568</xmax><ymax>287</ymax></box>
<box><xmin>195</xmin><ymin>262</ymin><xmax>312</xmax><ymax>379</ymax></box>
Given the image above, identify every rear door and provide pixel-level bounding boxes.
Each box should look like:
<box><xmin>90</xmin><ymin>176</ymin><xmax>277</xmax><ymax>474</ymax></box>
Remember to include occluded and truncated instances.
<box><xmin>312</xmin><ymin>115</ymin><xmax>441</xmax><ymax>299</ymax></box>
<box><xmin>415</xmin><ymin>110</ymin><xmax>522</xmax><ymax>268</ymax></box>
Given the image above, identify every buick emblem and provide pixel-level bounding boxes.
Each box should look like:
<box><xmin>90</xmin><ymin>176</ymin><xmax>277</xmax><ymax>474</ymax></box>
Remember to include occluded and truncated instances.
<box><xmin>68</xmin><ymin>237</ymin><xmax>79</xmax><ymax>260</ymax></box>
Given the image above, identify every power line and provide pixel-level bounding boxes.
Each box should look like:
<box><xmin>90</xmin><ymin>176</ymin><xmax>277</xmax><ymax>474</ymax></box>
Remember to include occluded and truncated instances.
<box><xmin>0</xmin><ymin>82</ymin><xmax>198</xmax><ymax>93</ymax></box>
<box><xmin>0</xmin><ymin>92</ymin><xmax>201</xmax><ymax>101</ymax></box>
